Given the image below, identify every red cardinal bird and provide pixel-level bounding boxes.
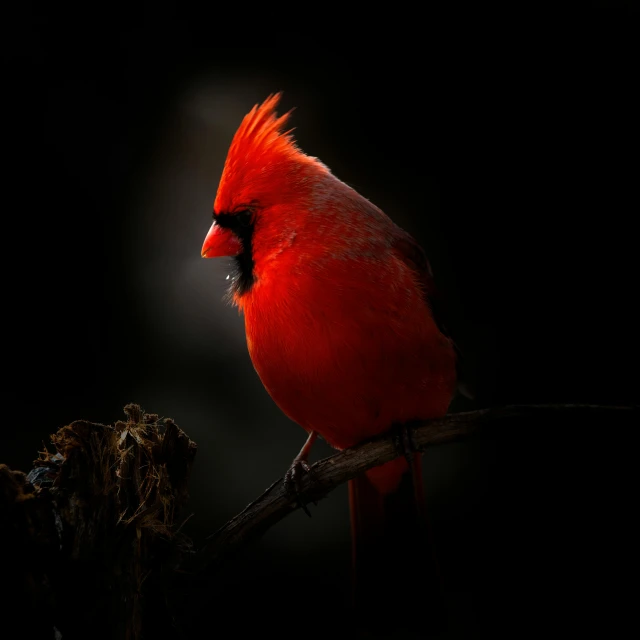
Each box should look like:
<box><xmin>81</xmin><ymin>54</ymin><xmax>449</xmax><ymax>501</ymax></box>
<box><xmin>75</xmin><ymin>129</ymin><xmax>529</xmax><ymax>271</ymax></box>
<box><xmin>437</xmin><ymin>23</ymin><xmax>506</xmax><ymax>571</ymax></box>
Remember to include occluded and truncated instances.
<box><xmin>202</xmin><ymin>94</ymin><xmax>459</xmax><ymax>634</ymax></box>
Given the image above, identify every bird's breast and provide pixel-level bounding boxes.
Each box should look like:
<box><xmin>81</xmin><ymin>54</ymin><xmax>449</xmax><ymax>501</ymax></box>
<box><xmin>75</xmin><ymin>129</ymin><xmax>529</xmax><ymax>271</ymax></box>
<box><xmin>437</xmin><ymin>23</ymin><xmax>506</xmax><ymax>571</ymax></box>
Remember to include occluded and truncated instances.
<box><xmin>240</xmin><ymin>253</ymin><xmax>456</xmax><ymax>450</ymax></box>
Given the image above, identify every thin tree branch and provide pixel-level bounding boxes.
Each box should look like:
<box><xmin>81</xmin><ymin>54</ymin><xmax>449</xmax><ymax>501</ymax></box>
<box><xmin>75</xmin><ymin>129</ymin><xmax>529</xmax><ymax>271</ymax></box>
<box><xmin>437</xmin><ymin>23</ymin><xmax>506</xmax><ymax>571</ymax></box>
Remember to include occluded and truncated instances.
<box><xmin>190</xmin><ymin>403</ymin><xmax>637</xmax><ymax>573</ymax></box>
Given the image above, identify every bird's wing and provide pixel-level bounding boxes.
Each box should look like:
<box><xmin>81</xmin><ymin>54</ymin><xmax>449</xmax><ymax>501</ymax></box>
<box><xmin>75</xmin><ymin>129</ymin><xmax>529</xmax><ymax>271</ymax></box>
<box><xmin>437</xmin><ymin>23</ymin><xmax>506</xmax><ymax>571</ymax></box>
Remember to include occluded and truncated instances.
<box><xmin>391</xmin><ymin>227</ymin><xmax>474</xmax><ymax>400</ymax></box>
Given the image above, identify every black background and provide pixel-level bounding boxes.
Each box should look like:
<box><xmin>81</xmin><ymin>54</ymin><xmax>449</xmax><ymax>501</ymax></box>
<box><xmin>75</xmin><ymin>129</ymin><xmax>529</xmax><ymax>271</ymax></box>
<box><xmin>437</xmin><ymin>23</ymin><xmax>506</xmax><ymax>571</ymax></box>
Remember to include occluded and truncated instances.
<box><xmin>2</xmin><ymin>4</ymin><xmax>638</xmax><ymax>639</ymax></box>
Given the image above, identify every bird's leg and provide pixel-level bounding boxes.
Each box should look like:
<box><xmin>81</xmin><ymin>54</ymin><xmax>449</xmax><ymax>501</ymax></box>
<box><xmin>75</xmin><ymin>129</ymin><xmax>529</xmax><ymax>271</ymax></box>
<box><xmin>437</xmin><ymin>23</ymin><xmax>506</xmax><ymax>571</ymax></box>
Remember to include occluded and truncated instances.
<box><xmin>392</xmin><ymin>421</ymin><xmax>419</xmax><ymax>471</ymax></box>
<box><xmin>284</xmin><ymin>431</ymin><xmax>318</xmax><ymax>516</ymax></box>
<box><xmin>284</xmin><ymin>430</ymin><xmax>317</xmax><ymax>490</ymax></box>
<box><xmin>392</xmin><ymin>421</ymin><xmax>427</xmax><ymax>523</ymax></box>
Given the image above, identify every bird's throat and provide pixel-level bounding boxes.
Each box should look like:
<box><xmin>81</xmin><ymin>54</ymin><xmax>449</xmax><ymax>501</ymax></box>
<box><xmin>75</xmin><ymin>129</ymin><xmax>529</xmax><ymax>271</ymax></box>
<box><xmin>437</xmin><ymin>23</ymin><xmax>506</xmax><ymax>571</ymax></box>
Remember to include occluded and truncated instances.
<box><xmin>231</xmin><ymin>225</ymin><xmax>255</xmax><ymax>296</ymax></box>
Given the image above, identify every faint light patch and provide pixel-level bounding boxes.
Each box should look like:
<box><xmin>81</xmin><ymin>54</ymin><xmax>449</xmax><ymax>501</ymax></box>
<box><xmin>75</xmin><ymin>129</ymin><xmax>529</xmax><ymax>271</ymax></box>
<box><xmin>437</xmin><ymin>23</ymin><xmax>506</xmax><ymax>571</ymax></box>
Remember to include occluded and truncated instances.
<box><xmin>126</xmin><ymin>78</ymin><xmax>274</xmax><ymax>360</ymax></box>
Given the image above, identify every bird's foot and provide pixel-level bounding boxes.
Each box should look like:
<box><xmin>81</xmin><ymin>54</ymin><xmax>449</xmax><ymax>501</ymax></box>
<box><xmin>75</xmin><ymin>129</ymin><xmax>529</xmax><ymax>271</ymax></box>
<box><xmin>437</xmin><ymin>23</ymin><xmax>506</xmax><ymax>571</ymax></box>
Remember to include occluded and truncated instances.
<box><xmin>284</xmin><ymin>455</ymin><xmax>310</xmax><ymax>493</ymax></box>
<box><xmin>392</xmin><ymin>422</ymin><xmax>419</xmax><ymax>469</ymax></box>
<box><xmin>283</xmin><ymin>431</ymin><xmax>319</xmax><ymax>517</ymax></box>
<box><xmin>284</xmin><ymin>456</ymin><xmax>316</xmax><ymax>517</ymax></box>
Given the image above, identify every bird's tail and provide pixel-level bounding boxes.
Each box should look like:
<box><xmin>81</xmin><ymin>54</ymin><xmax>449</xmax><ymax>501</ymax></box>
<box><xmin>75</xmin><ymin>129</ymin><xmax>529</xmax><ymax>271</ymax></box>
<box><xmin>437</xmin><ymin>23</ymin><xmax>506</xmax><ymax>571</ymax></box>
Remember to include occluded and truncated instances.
<box><xmin>348</xmin><ymin>454</ymin><xmax>447</xmax><ymax>637</ymax></box>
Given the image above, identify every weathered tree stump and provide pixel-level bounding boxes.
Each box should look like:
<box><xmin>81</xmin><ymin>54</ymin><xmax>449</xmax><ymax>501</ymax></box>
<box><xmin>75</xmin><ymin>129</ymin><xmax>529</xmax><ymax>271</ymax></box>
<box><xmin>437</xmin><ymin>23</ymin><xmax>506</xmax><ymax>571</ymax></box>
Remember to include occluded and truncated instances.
<box><xmin>0</xmin><ymin>404</ymin><xmax>197</xmax><ymax>640</ymax></box>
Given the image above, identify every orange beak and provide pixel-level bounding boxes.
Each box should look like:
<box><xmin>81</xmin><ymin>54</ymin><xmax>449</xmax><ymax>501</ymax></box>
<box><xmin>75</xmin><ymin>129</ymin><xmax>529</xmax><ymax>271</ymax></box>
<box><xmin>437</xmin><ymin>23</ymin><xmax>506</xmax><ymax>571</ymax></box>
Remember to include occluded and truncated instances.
<box><xmin>201</xmin><ymin>221</ymin><xmax>243</xmax><ymax>258</ymax></box>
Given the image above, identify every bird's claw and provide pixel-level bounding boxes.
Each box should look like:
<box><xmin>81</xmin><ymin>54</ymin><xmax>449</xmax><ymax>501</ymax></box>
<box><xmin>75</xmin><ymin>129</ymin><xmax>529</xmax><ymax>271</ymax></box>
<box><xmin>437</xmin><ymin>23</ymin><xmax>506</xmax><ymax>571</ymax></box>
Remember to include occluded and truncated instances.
<box><xmin>284</xmin><ymin>457</ymin><xmax>315</xmax><ymax>517</ymax></box>
<box><xmin>392</xmin><ymin>422</ymin><xmax>418</xmax><ymax>468</ymax></box>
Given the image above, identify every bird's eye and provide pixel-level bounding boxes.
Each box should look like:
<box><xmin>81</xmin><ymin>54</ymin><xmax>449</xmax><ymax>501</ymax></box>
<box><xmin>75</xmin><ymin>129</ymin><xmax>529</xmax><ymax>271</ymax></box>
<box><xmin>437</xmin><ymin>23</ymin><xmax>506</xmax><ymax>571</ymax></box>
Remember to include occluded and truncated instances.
<box><xmin>212</xmin><ymin>209</ymin><xmax>253</xmax><ymax>231</ymax></box>
<box><xmin>236</xmin><ymin>210</ymin><xmax>252</xmax><ymax>227</ymax></box>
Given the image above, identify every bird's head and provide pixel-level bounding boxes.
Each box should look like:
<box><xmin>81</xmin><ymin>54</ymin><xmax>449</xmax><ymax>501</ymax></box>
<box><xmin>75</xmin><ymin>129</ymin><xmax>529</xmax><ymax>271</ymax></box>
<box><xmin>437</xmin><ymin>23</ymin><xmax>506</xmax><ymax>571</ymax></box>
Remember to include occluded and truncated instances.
<box><xmin>201</xmin><ymin>93</ymin><xmax>333</xmax><ymax>298</ymax></box>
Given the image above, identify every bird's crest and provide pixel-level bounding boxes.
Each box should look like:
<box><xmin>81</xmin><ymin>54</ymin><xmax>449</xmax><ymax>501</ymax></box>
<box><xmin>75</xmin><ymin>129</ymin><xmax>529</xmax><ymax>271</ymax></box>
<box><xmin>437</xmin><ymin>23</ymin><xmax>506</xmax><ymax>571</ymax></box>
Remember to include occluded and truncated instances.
<box><xmin>214</xmin><ymin>93</ymin><xmax>323</xmax><ymax>213</ymax></box>
<box><xmin>229</xmin><ymin>93</ymin><xmax>297</xmax><ymax>164</ymax></box>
